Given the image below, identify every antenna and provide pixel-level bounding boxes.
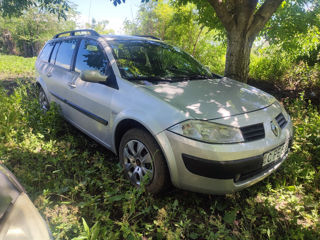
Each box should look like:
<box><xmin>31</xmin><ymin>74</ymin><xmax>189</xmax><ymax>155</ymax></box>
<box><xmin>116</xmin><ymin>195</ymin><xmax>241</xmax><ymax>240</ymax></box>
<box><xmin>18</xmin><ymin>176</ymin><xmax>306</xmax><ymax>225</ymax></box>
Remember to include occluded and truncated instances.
<box><xmin>88</xmin><ymin>0</ymin><xmax>92</xmax><ymax>24</ymax></box>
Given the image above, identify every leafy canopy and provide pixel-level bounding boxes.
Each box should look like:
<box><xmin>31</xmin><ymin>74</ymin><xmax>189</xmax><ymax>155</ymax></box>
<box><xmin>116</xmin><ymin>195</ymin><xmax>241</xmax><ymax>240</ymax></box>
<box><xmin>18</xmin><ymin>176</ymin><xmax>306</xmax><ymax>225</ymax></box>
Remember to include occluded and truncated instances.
<box><xmin>0</xmin><ymin>0</ymin><xmax>71</xmax><ymax>19</ymax></box>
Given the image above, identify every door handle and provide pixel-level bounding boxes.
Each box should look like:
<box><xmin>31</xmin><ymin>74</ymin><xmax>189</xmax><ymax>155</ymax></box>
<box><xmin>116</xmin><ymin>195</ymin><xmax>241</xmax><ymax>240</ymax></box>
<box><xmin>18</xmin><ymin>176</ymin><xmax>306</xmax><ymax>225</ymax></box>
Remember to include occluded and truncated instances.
<box><xmin>68</xmin><ymin>82</ymin><xmax>76</xmax><ymax>88</ymax></box>
<box><xmin>47</xmin><ymin>73</ymin><xmax>52</xmax><ymax>77</ymax></box>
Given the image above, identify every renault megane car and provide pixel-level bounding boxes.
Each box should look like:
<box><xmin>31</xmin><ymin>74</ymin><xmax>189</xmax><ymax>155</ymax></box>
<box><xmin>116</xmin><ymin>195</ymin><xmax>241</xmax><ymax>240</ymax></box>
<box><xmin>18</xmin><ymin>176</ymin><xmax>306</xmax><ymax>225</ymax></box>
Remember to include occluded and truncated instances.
<box><xmin>35</xmin><ymin>29</ymin><xmax>293</xmax><ymax>194</ymax></box>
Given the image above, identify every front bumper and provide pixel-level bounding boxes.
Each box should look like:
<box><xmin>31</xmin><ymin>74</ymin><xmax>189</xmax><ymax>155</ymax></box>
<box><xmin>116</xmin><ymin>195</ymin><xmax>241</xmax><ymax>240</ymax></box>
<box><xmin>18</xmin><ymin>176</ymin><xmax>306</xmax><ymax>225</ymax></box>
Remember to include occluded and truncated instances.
<box><xmin>156</xmin><ymin>108</ymin><xmax>293</xmax><ymax>195</ymax></box>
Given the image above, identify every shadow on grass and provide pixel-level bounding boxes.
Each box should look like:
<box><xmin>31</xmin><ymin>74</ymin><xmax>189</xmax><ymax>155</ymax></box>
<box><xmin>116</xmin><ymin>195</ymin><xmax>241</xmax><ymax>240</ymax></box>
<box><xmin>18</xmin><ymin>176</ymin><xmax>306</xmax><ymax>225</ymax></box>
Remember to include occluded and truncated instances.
<box><xmin>0</xmin><ymin>77</ymin><xmax>34</xmax><ymax>95</ymax></box>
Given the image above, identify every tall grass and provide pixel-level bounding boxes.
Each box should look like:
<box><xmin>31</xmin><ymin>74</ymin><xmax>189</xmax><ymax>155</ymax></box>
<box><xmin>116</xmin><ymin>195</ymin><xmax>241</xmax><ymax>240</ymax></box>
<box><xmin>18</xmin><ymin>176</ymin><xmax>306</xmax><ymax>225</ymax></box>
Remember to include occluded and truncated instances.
<box><xmin>0</xmin><ymin>82</ymin><xmax>319</xmax><ymax>239</ymax></box>
<box><xmin>0</xmin><ymin>54</ymin><xmax>36</xmax><ymax>79</ymax></box>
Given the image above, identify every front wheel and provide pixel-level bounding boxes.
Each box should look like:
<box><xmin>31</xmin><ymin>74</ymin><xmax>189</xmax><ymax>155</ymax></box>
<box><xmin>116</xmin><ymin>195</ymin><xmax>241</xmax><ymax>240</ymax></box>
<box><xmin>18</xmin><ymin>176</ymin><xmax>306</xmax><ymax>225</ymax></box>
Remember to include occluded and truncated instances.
<box><xmin>119</xmin><ymin>128</ymin><xmax>170</xmax><ymax>194</ymax></box>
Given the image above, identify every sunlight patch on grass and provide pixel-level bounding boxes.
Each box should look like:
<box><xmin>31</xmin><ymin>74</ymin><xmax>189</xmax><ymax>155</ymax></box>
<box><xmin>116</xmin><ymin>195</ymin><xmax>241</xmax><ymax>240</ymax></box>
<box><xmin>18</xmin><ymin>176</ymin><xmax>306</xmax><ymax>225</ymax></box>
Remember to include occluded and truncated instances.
<box><xmin>0</xmin><ymin>54</ymin><xmax>36</xmax><ymax>80</ymax></box>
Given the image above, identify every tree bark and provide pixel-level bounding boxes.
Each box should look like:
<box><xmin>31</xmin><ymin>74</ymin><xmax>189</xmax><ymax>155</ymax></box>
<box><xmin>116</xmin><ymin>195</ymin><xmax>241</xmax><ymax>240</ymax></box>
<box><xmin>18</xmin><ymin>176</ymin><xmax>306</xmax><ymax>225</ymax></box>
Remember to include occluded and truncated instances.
<box><xmin>2</xmin><ymin>29</ymin><xmax>17</xmax><ymax>55</ymax></box>
<box><xmin>224</xmin><ymin>31</ymin><xmax>254</xmax><ymax>82</ymax></box>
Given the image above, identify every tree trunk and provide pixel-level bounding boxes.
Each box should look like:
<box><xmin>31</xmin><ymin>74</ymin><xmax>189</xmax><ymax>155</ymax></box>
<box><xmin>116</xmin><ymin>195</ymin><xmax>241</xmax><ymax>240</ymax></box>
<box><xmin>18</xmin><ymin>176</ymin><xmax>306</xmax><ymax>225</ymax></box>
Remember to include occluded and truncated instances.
<box><xmin>224</xmin><ymin>32</ymin><xmax>254</xmax><ymax>83</ymax></box>
<box><xmin>207</xmin><ymin>0</ymin><xmax>284</xmax><ymax>83</ymax></box>
<box><xmin>2</xmin><ymin>29</ymin><xmax>17</xmax><ymax>55</ymax></box>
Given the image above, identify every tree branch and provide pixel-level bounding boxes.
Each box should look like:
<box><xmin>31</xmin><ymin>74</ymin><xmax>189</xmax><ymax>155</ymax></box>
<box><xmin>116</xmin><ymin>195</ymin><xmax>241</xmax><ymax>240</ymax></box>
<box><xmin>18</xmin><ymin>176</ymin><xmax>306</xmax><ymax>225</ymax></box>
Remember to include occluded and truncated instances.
<box><xmin>192</xmin><ymin>25</ymin><xmax>205</xmax><ymax>56</ymax></box>
<box><xmin>248</xmin><ymin>0</ymin><xmax>283</xmax><ymax>39</ymax></box>
<box><xmin>237</xmin><ymin>0</ymin><xmax>257</xmax><ymax>29</ymax></box>
<box><xmin>207</xmin><ymin>0</ymin><xmax>234</xmax><ymax>32</ymax></box>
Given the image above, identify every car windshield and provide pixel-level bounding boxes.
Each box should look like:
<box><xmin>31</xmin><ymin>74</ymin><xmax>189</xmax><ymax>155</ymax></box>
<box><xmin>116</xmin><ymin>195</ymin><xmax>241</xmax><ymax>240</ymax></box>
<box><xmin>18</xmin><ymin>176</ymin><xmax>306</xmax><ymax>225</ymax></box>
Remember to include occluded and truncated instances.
<box><xmin>108</xmin><ymin>40</ymin><xmax>212</xmax><ymax>82</ymax></box>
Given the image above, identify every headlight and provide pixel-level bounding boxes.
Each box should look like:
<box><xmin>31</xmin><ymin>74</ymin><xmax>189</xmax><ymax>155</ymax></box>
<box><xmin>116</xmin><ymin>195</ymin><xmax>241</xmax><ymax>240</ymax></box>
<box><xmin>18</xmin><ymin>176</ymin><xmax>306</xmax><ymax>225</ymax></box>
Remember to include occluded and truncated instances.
<box><xmin>168</xmin><ymin>120</ymin><xmax>244</xmax><ymax>144</ymax></box>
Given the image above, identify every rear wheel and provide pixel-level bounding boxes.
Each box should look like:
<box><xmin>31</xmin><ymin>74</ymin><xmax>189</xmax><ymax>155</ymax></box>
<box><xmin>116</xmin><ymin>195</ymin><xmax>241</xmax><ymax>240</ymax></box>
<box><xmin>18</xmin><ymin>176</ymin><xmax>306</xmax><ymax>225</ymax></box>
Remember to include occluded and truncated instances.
<box><xmin>38</xmin><ymin>87</ymin><xmax>49</xmax><ymax>112</ymax></box>
<box><xmin>119</xmin><ymin>128</ymin><xmax>170</xmax><ymax>194</ymax></box>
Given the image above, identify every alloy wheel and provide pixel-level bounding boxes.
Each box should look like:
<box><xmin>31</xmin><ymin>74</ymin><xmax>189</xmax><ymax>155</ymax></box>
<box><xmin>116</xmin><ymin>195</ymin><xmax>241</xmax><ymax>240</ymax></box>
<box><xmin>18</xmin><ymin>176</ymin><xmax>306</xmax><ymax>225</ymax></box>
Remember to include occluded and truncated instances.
<box><xmin>123</xmin><ymin>140</ymin><xmax>154</xmax><ymax>185</ymax></box>
<box><xmin>39</xmin><ymin>89</ymin><xmax>49</xmax><ymax>111</ymax></box>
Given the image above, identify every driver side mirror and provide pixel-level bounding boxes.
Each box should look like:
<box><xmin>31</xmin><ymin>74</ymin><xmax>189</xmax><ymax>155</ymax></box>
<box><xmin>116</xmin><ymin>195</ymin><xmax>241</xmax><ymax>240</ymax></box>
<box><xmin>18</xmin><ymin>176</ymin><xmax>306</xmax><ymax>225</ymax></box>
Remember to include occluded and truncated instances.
<box><xmin>80</xmin><ymin>70</ymin><xmax>107</xmax><ymax>83</ymax></box>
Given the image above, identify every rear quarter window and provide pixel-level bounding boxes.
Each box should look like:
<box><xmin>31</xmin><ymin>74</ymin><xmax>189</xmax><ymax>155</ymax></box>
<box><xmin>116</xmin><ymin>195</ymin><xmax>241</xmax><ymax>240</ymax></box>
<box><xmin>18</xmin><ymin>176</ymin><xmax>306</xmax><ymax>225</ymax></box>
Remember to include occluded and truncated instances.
<box><xmin>38</xmin><ymin>42</ymin><xmax>54</xmax><ymax>62</ymax></box>
<box><xmin>49</xmin><ymin>42</ymin><xmax>60</xmax><ymax>64</ymax></box>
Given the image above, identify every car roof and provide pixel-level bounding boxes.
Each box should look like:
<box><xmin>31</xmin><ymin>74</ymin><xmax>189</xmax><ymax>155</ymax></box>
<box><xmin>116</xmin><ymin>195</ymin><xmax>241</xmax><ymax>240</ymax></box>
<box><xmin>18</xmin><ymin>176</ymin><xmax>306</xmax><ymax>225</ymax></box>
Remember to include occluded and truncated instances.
<box><xmin>50</xmin><ymin>29</ymin><xmax>161</xmax><ymax>42</ymax></box>
<box><xmin>102</xmin><ymin>34</ymin><xmax>161</xmax><ymax>42</ymax></box>
<box><xmin>47</xmin><ymin>34</ymin><xmax>161</xmax><ymax>45</ymax></box>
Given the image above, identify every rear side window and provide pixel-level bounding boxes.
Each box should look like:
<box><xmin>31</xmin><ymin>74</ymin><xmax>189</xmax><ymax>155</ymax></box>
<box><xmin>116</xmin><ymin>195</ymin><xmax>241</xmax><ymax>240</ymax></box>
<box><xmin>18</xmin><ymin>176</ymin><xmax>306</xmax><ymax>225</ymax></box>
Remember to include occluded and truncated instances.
<box><xmin>55</xmin><ymin>39</ymin><xmax>78</xmax><ymax>70</ymax></box>
<box><xmin>75</xmin><ymin>39</ymin><xmax>109</xmax><ymax>75</ymax></box>
<box><xmin>49</xmin><ymin>42</ymin><xmax>60</xmax><ymax>64</ymax></box>
<box><xmin>38</xmin><ymin>42</ymin><xmax>54</xmax><ymax>62</ymax></box>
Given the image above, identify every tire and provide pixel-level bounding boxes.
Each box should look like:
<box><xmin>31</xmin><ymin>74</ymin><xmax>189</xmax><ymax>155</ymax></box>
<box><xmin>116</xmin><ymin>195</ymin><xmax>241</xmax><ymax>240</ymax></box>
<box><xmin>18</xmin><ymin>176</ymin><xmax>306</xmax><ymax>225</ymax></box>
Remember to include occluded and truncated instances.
<box><xmin>119</xmin><ymin>128</ymin><xmax>170</xmax><ymax>194</ymax></box>
<box><xmin>38</xmin><ymin>86</ymin><xmax>50</xmax><ymax>112</ymax></box>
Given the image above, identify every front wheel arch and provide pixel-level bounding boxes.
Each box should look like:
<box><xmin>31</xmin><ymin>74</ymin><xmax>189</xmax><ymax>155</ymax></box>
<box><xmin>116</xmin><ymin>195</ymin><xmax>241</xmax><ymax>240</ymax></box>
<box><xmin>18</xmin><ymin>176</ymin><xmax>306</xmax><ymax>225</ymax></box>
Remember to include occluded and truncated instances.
<box><xmin>114</xmin><ymin>119</ymin><xmax>173</xmax><ymax>184</ymax></box>
<box><xmin>114</xmin><ymin>119</ymin><xmax>152</xmax><ymax>155</ymax></box>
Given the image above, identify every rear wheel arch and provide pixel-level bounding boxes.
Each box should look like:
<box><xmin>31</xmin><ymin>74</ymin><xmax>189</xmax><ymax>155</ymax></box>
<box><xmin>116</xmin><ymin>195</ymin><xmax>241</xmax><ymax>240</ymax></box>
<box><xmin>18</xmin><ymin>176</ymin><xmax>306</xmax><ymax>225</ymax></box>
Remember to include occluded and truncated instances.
<box><xmin>36</xmin><ymin>78</ymin><xmax>45</xmax><ymax>90</ymax></box>
<box><xmin>35</xmin><ymin>80</ymin><xmax>50</xmax><ymax>100</ymax></box>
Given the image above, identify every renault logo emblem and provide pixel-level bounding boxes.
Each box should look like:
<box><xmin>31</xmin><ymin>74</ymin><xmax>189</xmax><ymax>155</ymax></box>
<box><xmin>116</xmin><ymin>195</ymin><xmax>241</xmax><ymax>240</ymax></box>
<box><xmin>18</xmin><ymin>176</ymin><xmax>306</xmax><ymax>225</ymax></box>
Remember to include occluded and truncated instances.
<box><xmin>270</xmin><ymin>120</ymin><xmax>280</xmax><ymax>137</ymax></box>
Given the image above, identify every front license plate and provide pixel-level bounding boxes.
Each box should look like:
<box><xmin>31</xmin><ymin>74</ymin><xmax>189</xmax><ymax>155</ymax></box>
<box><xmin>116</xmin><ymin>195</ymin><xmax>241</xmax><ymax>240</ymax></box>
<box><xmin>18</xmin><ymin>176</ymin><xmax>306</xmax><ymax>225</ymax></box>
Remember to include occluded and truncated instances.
<box><xmin>263</xmin><ymin>139</ymin><xmax>289</xmax><ymax>167</ymax></box>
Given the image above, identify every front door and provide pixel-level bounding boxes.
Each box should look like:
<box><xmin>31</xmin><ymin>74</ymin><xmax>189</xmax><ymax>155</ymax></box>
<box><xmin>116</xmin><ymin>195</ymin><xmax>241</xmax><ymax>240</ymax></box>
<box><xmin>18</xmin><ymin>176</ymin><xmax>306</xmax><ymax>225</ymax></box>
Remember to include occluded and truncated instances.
<box><xmin>64</xmin><ymin>39</ymin><xmax>116</xmax><ymax>147</ymax></box>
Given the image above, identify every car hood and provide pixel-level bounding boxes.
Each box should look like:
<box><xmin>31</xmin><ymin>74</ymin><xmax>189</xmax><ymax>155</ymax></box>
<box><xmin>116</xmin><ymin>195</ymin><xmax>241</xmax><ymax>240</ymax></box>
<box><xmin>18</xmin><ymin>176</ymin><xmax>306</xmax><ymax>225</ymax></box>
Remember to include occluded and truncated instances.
<box><xmin>140</xmin><ymin>77</ymin><xmax>276</xmax><ymax>119</ymax></box>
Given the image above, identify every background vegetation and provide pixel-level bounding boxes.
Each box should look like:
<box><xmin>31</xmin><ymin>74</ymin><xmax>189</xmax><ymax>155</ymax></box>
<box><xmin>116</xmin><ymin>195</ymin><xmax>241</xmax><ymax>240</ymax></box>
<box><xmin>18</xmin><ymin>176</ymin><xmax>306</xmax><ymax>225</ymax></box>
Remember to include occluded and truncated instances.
<box><xmin>0</xmin><ymin>8</ymin><xmax>76</xmax><ymax>57</ymax></box>
<box><xmin>0</xmin><ymin>0</ymin><xmax>319</xmax><ymax>239</ymax></box>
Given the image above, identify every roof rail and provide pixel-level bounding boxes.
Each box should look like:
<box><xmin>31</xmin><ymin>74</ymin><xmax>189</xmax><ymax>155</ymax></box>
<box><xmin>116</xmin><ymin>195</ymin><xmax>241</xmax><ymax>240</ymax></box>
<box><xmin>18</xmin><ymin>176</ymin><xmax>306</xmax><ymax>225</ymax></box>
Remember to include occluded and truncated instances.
<box><xmin>53</xmin><ymin>29</ymin><xmax>99</xmax><ymax>39</ymax></box>
<box><xmin>134</xmin><ymin>35</ymin><xmax>161</xmax><ymax>40</ymax></box>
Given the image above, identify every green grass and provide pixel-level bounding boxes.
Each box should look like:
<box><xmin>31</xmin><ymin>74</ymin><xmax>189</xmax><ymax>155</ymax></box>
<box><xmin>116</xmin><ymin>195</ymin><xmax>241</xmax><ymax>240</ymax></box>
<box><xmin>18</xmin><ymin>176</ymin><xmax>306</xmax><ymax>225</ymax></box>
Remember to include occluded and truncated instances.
<box><xmin>0</xmin><ymin>57</ymin><xmax>319</xmax><ymax>239</ymax></box>
<box><xmin>0</xmin><ymin>54</ymin><xmax>36</xmax><ymax>80</ymax></box>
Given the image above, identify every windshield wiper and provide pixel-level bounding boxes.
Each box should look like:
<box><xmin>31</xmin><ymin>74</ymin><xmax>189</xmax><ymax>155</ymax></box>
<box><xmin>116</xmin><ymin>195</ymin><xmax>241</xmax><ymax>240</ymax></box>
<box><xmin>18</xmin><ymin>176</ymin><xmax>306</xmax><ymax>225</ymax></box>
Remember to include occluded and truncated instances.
<box><xmin>188</xmin><ymin>74</ymin><xmax>210</xmax><ymax>79</ymax></box>
<box><xmin>125</xmin><ymin>74</ymin><xmax>210</xmax><ymax>83</ymax></box>
<box><xmin>170</xmin><ymin>74</ymin><xmax>210</xmax><ymax>81</ymax></box>
<box><xmin>125</xmin><ymin>76</ymin><xmax>173</xmax><ymax>82</ymax></box>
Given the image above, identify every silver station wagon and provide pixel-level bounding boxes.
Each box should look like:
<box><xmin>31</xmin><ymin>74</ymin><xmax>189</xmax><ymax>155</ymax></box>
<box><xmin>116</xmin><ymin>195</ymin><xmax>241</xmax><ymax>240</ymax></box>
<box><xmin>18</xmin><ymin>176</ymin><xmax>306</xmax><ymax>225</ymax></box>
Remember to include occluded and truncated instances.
<box><xmin>36</xmin><ymin>29</ymin><xmax>293</xmax><ymax>194</ymax></box>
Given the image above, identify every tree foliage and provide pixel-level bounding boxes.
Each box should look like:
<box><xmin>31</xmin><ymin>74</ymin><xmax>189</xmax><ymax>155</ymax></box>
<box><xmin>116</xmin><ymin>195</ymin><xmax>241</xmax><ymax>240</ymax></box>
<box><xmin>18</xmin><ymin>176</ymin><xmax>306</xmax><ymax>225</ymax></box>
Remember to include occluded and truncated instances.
<box><xmin>263</xmin><ymin>0</ymin><xmax>320</xmax><ymax>49</ymax></box>
<box><xmin>0</xmin><ymin>8</ymin><xmax>76</xmax><ymax>56</ymax></box>
<box><xmin>86</xmin><ymin>19</ymin><xmax>115</xmax><ymax>35</ymax></box>
<box><xmin>0</xmin><ymin>0</ymin><xmax>71</xmax><ymax>19</ymax></box>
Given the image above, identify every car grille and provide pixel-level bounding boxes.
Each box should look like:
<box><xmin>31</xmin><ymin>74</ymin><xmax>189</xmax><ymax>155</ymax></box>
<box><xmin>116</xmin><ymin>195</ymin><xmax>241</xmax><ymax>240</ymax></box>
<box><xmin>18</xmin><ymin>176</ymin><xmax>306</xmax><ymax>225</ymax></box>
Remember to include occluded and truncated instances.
<box><xmin>240</xmin><ymin>123</ymin><xmax>265</xmax><ymax>142</ymax></box>
<box><xmin>235</xmin><ymin>158</ymin><xmax>281</xmax><ymax>182</ymax></box>
<box><xmin>275</xmin><ymin>113</ymin><xmax>287</xmax><ymax>129</ymax></box>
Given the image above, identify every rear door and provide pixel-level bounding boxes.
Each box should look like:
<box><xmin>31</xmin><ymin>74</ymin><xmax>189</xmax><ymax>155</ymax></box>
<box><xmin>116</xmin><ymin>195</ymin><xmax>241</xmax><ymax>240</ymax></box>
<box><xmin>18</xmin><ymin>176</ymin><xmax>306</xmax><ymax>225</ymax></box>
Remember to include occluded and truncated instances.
<box><xmin>35</xmin><ymin>41</ymin><xmax>55</xmax><ymax>89</ymax></box>
<box><xmin>47</xmin><ymin>38</ymin><xmax>79</xmax><ymax>119</ymax></box>
<box><xmin>64</xmin><ymin>38</ymin><xmax>117</xmax><ymax>147</ymax></box>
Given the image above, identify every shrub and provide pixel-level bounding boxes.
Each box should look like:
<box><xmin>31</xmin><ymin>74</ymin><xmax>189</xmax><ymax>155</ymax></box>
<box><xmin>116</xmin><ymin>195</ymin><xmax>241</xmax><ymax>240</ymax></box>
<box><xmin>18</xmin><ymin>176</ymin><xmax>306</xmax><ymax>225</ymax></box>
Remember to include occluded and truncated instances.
<box><xmin>196</xmin><ymin>43</ymin><xmax>226</xmax><ymax>75</ymax></box>
<box><xmin>288</xmin><ymin>94</ymin><xmax>320</xmax><ymax>166</ymax></box>
<box><xmin>249</xmin><ymin>50</ymin><xmax>291</xmax><ymax>83</ymax></box>
<box><xmin>282</xmin><ymin>62</ymin><xmax>320</xmax><ymax>93</ymax></box>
